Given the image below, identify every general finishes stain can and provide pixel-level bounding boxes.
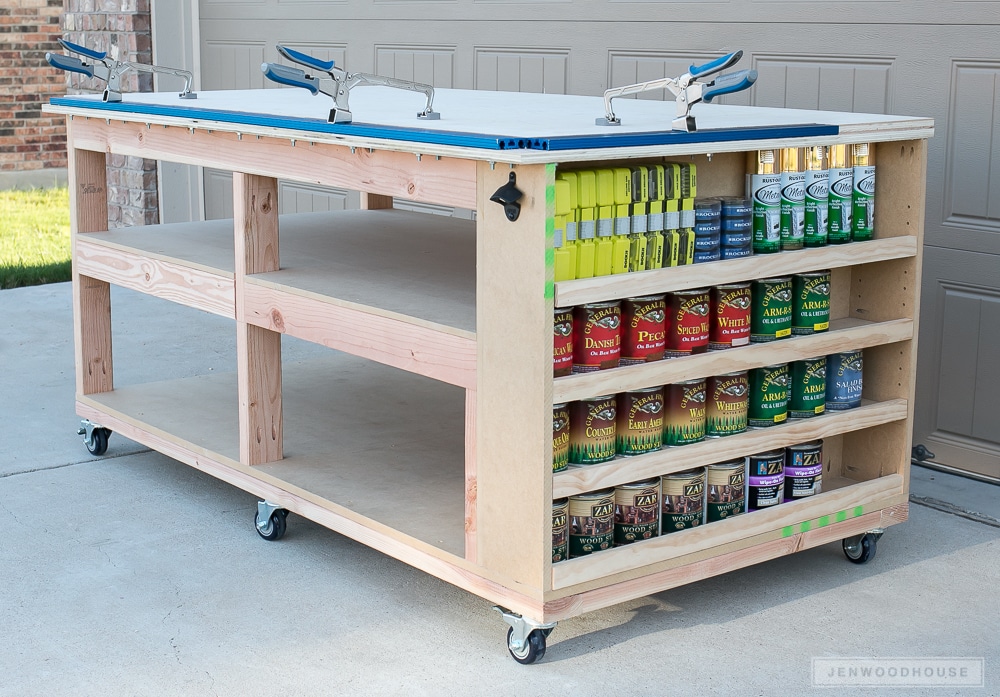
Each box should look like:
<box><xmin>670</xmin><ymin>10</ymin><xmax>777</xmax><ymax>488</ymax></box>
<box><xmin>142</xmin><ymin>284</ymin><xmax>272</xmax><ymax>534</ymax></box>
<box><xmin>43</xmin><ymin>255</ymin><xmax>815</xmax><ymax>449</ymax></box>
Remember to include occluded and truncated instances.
<box><xmin>552</xmin><ymin>402</ymin><xmax>570</xmax><ymax>473</ymax></box>
<box><xmin>707</xmin><ymin>459</ymin><xmax>747</xmax><ymax>522</ymax></box>
<box><xmin>552</xmin><ymin>499</ymin><xmax>569</xmax><ymax>563</ymax></box>
<box><xmin>792</xmin><ymin>271</ymin><xmax>831</xmax><ymax>335</ymax></box>
<box><xmin>621</xmin><ymin>295</ymin><xmax>667</xmax><ymax>365</ymax></box>
<box><xmin>661</xmin><ymin>469</ymin><xmax>705</xmax><ymax>532</ymax></box>
<box><xmin>706</xmin><ymin>371</ymin><xmax>749</xmax><ymax>437</ymax></box>
<box><xmin>663</xmin><ymin>378</ymin><xmax>707</xmax><ymax>446</ymax></box>
<box><xmin>572</xmin><ymin>301</ymin><xmax>621</xmax><ymax>372</ymax></box>
<box><xmin>785</xmin><ymin>441</ymin><xmax>824</xmax><ymax>501</ymax></box>
<box><xmin>826</xmin><ymin>350</ymin><xmax>863</xmax><ymax>410</ymax></box>
<box><xmin>616</xmin><ymin>387</ymin><xmax>664</xmax><ymax>455</ymax></box>
<box><xmin>614</xmin><ymin>479</ymin><xmax>660</xmax><ymax>545</ymax></box>
<box><xmin>750</xmin><ymin>277</ymin><xmax>793</xmax><ymax>342</ymax></box>
<box><xmin>569</xmin><ymin>396</ymin><xmax>617</xmax><ymax>464</ymax></box>
<box><xmin>747</xmin><ymin>449</ymin><xmax>786</xmax><ymax>510</ymax></box>
<box><xmin>553</xmin><ymin>307</ymin><xmax>574</xmax><ymax>377</ymax></box>
<box><xmin>569</xmin><ymin>489</ymin><xmax>615</xmax><ymax>557</ymax></box>
<box><xmin>789</xmin><ymin>357</ymin><xmax>827</xmax><ymax>418</ymax></box>
<box><xmin>748</xmin><ymin>363</ymin><xmax>790</xmax><ymax>427</ymax></box>
<box><xmin>709</xmin><ymin>282</ymin><xmax>752</xmax><ymax>350</ymax></box>
<box><xmin>665</xmin><ymin>288</ymin><xmax>711</xmax><ymax>356</ymax></box>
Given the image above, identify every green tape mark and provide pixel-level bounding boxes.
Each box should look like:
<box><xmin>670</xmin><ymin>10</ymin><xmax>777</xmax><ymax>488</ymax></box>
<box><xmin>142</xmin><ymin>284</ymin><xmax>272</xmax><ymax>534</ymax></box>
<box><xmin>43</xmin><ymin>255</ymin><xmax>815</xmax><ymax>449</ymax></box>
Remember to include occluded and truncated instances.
<box><xmin>853</xmin><ymin>505</ymin><xmax>864</xmax><ymax>517</ymax></box>
<box><xmin>545</xmin><ymin>247</ymin><xmax>555</xmax><ymax>267</ymax></box>
<box><xmin>546</xmin><ymin>216</ymin><xmax>554</xmax><ymax>241</ymax></box>
<box><xmin>835</xmin><ymin>510</ymin><xmax>847</xmax><ymax>523</ymax></box>
<box><xmin>800</xmin><ymin>520</ymin><xmax>811</xmax><ymax>533</ymax></box>
<box><xmin>782</xmin><ymin>525</ymin><xmax>795</xmax><ymax>538</ymax></box>
<box><xmin>818</xmin><ymin>515</ymin><xmax>830</xmax><ymax>528</ymax></box>
<box><xmin>544</xmin><ymin>280</ymin><xmax>554</xmax><ymax>300</ymax></box>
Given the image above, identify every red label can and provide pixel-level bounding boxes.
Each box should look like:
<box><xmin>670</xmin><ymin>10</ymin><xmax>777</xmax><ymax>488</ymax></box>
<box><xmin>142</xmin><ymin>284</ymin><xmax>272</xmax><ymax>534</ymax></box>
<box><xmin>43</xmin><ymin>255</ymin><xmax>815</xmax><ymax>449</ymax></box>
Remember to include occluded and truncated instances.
<box><xmin>553</xmin><ymin>307</ymin><xmax>574</xmax><ymax>377</ymax></box>
<box><xmin>709</xmin><ymin>283</ymin><xmax>752</xmax><ymax>350</ymax></box>
<box><xmin>573</xmin><ymin>302</ymin><xmax>622</xmax><ymax>372</ymax></box>
<box><xmin>665</xmin><ymin>289</ymin><xmax>710</xmax><ymax>356</ymax></box>
<box><xmin>621</xmin><ymin>295</ymin><xmax>667</xmax><ymax>365</ymax></box>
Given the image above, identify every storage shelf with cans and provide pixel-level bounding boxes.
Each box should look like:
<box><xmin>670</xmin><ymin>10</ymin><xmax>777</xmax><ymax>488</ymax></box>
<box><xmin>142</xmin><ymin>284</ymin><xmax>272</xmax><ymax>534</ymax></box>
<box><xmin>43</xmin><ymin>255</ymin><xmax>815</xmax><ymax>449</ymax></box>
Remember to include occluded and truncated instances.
<box><xmin>47</xmin><ymin>89</ymin><xmax>930</xmax><ymax>661</ymax></box>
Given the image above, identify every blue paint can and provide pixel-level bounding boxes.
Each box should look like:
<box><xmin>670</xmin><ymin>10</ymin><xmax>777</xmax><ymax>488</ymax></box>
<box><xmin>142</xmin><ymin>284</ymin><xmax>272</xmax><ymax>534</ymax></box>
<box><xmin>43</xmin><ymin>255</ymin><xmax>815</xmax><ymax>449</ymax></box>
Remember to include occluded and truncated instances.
<box><xmin>825</xmin><ymin>351</ymin><xmax>863</xmax><ymax>410</ymax></box>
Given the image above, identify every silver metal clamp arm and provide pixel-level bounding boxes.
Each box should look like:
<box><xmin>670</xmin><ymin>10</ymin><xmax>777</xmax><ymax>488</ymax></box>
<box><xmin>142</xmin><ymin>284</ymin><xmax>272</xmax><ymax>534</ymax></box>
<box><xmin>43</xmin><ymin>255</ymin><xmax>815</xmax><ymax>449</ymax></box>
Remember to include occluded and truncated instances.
<box><xmin>126</xmin><ymin>63</ymin><xmax>197</xmax><ymax>99</ymax></box>
<box><xmin>336</xmin><ymin>71</ymin><xmax>439</xmax><ymax>121</ymax></box>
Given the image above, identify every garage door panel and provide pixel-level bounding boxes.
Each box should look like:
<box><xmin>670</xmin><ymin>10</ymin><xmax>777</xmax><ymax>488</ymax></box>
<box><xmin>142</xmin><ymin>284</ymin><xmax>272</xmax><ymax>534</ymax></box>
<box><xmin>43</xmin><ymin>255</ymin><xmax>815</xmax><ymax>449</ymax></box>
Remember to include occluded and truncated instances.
<box><xmin>751</xmin><ymin>54</ymin><xmax>893</xmax><ymax>113</ymax></box>
<box><xmin>375</xmin><ymin>46</ymin><xmax>456</xmax><ymax>88</ymax></box>
<box><xmin>202</xmin><ymin>41</ymin><xmax>267</xmax><ymax>90</ymax></box>
<box><xmin>945</xmin><ymin>62</ymin><xmax>1000</xmax><ymax>229</ymax></box>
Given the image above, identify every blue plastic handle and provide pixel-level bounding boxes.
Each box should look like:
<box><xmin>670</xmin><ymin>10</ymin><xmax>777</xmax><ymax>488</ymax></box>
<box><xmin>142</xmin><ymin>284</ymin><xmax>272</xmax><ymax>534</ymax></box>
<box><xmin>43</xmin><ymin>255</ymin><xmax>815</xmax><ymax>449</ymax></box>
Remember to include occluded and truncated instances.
<box><xmin>58</xmin><ymin>38</ymin><xmax>106</xmax><ymax>61</ymax></box>
<box><xmin>46</xmin><ymin>52</ymin><xmax>94</xmax><ymax>77</ymax></box>
<box><xmin>689</xmin><ymin>50</ymin><xmax>742</xmax><ymax>79</ymax></box>
<box><xmin>261</xmin><ymin>63</ymin><xmax>320</xmax><ymax>95</ymax></box>
<box><xmin>277</xmin><ymin>45</ymin><xmax>335</xmax><ymax>73</ymax></box>
<box><xmin>702</xmin><ymin>69</ymin><xmax>757</xmax><ymax>103</ymax></box>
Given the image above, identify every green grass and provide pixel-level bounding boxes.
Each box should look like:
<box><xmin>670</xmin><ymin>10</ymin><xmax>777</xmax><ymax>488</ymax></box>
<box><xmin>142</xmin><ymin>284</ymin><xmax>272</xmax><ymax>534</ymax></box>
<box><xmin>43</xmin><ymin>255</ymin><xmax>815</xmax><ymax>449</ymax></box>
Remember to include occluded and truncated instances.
<box><xmin>0</xmin><ymin>187</ymin><xmax>72</xmax><ymax>289</ymax></box>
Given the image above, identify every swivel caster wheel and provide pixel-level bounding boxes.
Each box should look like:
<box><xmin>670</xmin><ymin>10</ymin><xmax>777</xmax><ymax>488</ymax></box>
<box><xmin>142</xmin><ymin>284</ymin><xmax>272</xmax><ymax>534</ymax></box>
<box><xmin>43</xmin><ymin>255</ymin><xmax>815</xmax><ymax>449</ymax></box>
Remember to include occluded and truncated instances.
<box><xmin>79</xmin><ymin>420</ymin><xmax>112</xmax><ymax>456</ymax></box>
<box><xmin>506</xmin><ymin>627</ymin><xmax>547</xmax><ymax>665</ymax></box>
<box><xmin>843</xmin><ymin>531</ymin><xmax>881</xmax><ymax>564</ymax></box>
<box><xmin>255</xmin><ymin>501</ymin><xmax>289</xmax><ymax>541</ymax></box>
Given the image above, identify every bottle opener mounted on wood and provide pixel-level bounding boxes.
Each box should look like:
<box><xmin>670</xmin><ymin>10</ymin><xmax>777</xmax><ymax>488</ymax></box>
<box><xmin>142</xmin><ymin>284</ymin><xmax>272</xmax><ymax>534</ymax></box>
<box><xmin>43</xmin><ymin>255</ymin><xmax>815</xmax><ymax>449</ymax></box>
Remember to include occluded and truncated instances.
<box><xmin>596</xmin><ymin>50</ymin><xmax>757</xmax><ymax>132</ymax></box>
<box><xmin>261</xmin><ymin>45</ymin><xmax>440</xmax><ymax>124</ymax></box>
<box><xmin>45</xmin><ymin>38</ymin><xmax>197</xmax><ymax>103</ymax></box>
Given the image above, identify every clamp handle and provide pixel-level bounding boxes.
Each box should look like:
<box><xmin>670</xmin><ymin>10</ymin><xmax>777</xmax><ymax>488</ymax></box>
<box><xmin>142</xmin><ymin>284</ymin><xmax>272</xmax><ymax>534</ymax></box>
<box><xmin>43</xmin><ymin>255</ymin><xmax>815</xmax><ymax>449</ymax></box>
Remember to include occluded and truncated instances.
<box><xmin>702</xmin><ymin>68</ymin><xmax>757</xmax><ymax>103</ymax></box>
<box><xmin>58</xmin><ymin>37</ymin><xmax>107</xmax><ymax>62</ymax></box>
<box><xmin>689</xmin><ymin>50</ymin><xmax>743</xmax><ymax>79</ymax></box>
<box><xmin>261</xmin><ymin>62</ymin><xmax>320</xmax><ymax>95</ymax></box>
<box><xmin>46</xmin><ymin>52</ymin><xmax>94</xmax><ymax>78</ymax></box>
<box><xmin>276</xmin><ymin>45</ymin><xmax>336</xmax><ymax>73</ymax></box>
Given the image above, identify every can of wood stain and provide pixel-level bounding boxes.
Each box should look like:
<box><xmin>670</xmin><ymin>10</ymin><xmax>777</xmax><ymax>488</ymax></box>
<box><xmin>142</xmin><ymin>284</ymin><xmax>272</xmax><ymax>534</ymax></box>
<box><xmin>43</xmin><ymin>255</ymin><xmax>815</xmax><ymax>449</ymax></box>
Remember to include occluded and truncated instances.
<box><xmin>620</xmin><ymin>294</ymin><xmax>667</xmax><ymax>365</ymax></box>
<box><xmin>569</xmin><ymin>396</ymin><xmax>617</xmax><ymax>464</ymax></box>
<box><xmin>663</xmin><ymin>378</ymin><xmax>707</xmax><ymax>446</ymax></box>
<box><xmin>552</xmin><ymin>402</ymin><xmax>570</xmax><ymax>473</ymax></box>
<box><xmin>784</xmin><ymin>440</ymin><xmax>824</xmax><ymax>501</ymax></box>
<box><xmin>788</xmin><ymin>357</ymin><xmax>827</xmax><ymax>418</ymax></box>
<box><xmin>747</xmin><ymin>449</ymin><xmax>786</xmax><ymax>510</ymax></box>
<box><xmin>572</xmin><ymin>301</ymin><xmax>621</xmax><ymax>372</ymax></box>
<box><xmin>792</xmin><ymin>271</ymin><xmax>831</xmax><ymax>335</ymax></box>
<box><xmin>552</xmin><ymin>498</ymin><xmax>569</xmax><ymax>563</ymax></box>
<box><xmin>665</xmin><ymin>288</ymin><xmax>711</xmax><ymax>356</ymax></box>
<box><xmin>826</xmin><ymin>350</ymin><xmax>863</xmax><ymax>410</ymax></box>
<box><xmin>709</xmin><ymin>282</ymin><xmax>752</xmax><ymax>350</ymax></box>
<box><xmin>750</xmin><ymin>277</ymin><xmax>793</xmax><ymax>342</ymax></box>
<box><xmin>707</xmin><ymin>458</ymin><xmax>747</xmax><ymax>522</ymax></box>
<box><xmin>553</xmin><ymin>307</ymin><xmax>574</xmax><ymax>377</ymax></box>
<box><xmin>661</xmin><ymin>468</ymin><xmax>706</xmax><ymax>532</ymax></box>
<box><xmin>613</xmin><ymin>479</ymin><xmax>661</xmax><ymax>545</ymax></box>
<box><xmin>616</xmin><ymin>387</ymin><xmax>664</xmax><ymax>455</ymax></box>
<box><xmin>748</xmin><ymin>363</ymin><xmax>790</xmax><ymax>428</ymax></box>
<box><xmin>705</xmin><ymin>371</ymin><xmax>749</xmax><ymax>437</ymax></box>
<box><xmin>568</xmin><ymin>489</ymin><xmax>615</xmax><ymax>557</ymax></box>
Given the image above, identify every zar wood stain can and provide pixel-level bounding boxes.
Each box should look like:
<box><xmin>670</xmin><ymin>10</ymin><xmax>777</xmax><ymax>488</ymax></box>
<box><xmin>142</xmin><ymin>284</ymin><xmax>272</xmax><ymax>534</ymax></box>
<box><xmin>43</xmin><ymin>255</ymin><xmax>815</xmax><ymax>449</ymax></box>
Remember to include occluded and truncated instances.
<box><xmin>621</xmin><ymin>295</ymin><xmax>667</xmax><ymax>365</ymax></box>
<box><xmin>572</xmin><ymin>302</ymin><xmax>621</xmax><ymax>372</ymax></box>
<box><xmin>751</xmin><ymin>277</ymin><xmax>793</xmax><ymax>342</ymax></box>
<box><xmin>748</xmin><ymin>363</ymin><xmax>790</xmax><ymax>428</ymax></box>
<box><xmin>552</xmin><ymin>499</ymin><xmax>569</xmax><ymax>563</ymax></box>
<box><xmin>552</xmin><ymin>402</ymin><xmax>570</xmax><ymax>473</ymax></box>
<box><xmin>616</xmin><ymin>387</ymin><xmax>664</xmax><ymax>455</ymax></box>
<box><xmin>792</xmin><ymin>271</ymin><xmax>831</xmax><ymax>335</ymax></box>
<box><xmin>789</xmin><ymin>357</ymin><xmax>827</xmax><ymax>418</ymax></box>
<box><xmin>748</xmin><ymin>449</ymin><xmax>786</xmax><ymax>510</ymax></box>
<box><xmin>710</xmin><ymin>283</ymin><xmax>752</xmax><ymax>350</ymax></box>
<box><xmin>663</xmin><ymin>378</ymin><xmax>707</xmax><ymax>446</ymax></box>
<box><xmin>665</xmin><ymin>288</ymin><xmax>711</xmax><ymax>356</ymax></box>
<box><xmin>661</xmin><ymin>469</ymin><xmax>706</xmax><ymax>532</ymax></box>
<box><xmin>569</xmin><ymin>396</ymin><xmax>617</xmax><ymax>464</ymax></box>
<box><xmin>826</xmin><ymin>350</ymin><xmax>863</xmax><ymax>410</ymax></box>
<box><xmin>569</xmin><ymin>489</ymin><xmax>615</xmax><ymax>557</ymax></box>
<box><xmin>613</xmin><ymin>479</ymin><xmax>661</xmax><ymax>545</ymax></box>
<box><xmin>785</xmin><ymin>441</ymin><xmax>824</xmax><ymax>501</ymax></box>
<box><xmin>707</xmin><ymin>459</ymin><xmax>747</xmax><ymax>522</ymax></box>
<box><xmin>706</xmin><ymin>371</ymin><xmax>749</xmax><ymax>437</ymax></box>
<box><xmin>553</xmin><ymin>307</ymin><xmax>574</xmax><ymax>377</ymax></box>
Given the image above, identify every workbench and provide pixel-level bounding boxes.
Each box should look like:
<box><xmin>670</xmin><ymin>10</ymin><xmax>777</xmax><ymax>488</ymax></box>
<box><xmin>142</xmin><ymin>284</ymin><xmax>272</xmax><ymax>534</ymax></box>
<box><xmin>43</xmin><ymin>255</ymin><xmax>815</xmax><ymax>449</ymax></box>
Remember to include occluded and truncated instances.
<box><xmin>46</xmin><ymin>85</ymin><xmax>932</xmax><ymax>663</ymax></box>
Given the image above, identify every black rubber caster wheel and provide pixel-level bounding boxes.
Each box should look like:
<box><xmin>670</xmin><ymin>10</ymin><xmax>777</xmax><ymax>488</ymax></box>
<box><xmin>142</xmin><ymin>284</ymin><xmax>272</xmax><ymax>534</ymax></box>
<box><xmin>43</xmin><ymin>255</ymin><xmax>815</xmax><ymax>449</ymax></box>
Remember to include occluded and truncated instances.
<box><xmin>843</xmin><ymin>533</ymin><xmax>877</xmax><ymax>564</ymax></box>
<box><xmin>507</xmin><ymin>627</ymin><xmax>546</xmax><ymax>665</ymax></box>
<box><xmin>256</xmin><ymin>509</ymin><xmax>288</xmax><ymax>541</ymax></box>
<box><xmin>85</xmin><ymin>428</ymin><xmax>112</xmax><ymax>456</ymax></box>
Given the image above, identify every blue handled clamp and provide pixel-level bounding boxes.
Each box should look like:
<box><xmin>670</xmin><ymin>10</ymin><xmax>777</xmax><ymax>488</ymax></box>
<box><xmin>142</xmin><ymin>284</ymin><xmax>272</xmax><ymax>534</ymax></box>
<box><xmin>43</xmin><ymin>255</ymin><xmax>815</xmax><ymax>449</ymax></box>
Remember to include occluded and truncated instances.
<box><xmin>261</xmin><ymin>45</ymin><xmax>439</xmax><ymax>124</ymax></box>
<box><xmin>46</xmin><ymin>37</ymin><xmax>196</xmax><ymax>103</ymax></box>
<box><xmin>596</xmin><ymin>50</ymin><xmax>757</xmax><ymax>132</ymax></box>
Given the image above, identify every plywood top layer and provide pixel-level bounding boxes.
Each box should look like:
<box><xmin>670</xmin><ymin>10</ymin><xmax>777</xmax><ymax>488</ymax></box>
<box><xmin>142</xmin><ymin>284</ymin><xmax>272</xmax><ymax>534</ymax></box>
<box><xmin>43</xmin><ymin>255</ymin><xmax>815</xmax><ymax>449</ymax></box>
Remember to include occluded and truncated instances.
<box><xmin>48</xmin><ymin>87</ymin><xmax>933</xmax><ymax>163</ymax></box>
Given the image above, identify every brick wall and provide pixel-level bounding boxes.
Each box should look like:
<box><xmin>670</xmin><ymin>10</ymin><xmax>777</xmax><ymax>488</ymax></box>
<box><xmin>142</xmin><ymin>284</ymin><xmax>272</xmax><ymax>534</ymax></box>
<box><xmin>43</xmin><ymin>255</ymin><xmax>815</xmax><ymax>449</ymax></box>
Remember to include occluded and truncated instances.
<box><xmin>0</xmin><ymin>0</ymin><xmax>68</xmax><ymax>182</ymax></box>
<box><xmin>63</xmin><ymin>0</ymin><xmax>157</xmax><ymax>226</ymax></box>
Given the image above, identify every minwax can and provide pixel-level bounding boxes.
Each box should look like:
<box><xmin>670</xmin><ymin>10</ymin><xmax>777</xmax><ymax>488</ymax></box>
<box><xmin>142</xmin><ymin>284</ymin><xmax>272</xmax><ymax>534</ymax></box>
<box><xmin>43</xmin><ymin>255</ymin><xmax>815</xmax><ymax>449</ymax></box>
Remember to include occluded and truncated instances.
<box><xmin>569</xmin><ymin>396</ymin><xmax>617</xmax><ymax>464</ymax></box>
<box><xmin>552</xmin><ymin>402</ymin><xmax>570</xmax><ymax>473</ymax></box>
<box><xmin>621</xmin><ymin>295</ymin><xmax>667</xmax><ymax>365</ymax></box>
<box><xmin>613</xmin><ymin>479</ymin><xmax>660</xmax><ymax>545</ymax></box>
<box><xmin>852</xmin><ymin>143</ymin><xmax>876</xmax><ymax>241</ymax></box>
<box><xmin>751</xmin><ymin>277</ymin><xmax>793</xmax><ymax>342</ymax></box>
<box><xmin>661</xmin><ymin>469</ymin><xmax>705</xmax><ymax>533</ymax></box>
<box><xmin>616</xmin><ymin>387</ymin><xmax>664</xmax><ymax>456</ymax></box>
<box><xmin>553</xmin><ymin>307</ymin><xmax>574</xmax><ymax>377</ymax></box>
<box><xmin>789</xmin><ymin>357</ymin><xmax>827</xmax><ymax>418</ymax></box>
<box><xmin>803</xmin><ymin>145</ymin><xmax>829</xmax><ymax>247</ymax></box>
<box><xmin>552</xmin><ymin>499</ymin><xmax>569</xmax><ymax>563</ymax></box>
<box><xmin>572</xmin><ymin>301</ymin><xmax>621</xmax><ymax>372</ymax></box>
<box><xmin>779</xmin><ymin>148</ymin><xmax>806</xmax><ymax>251</ymax></box>
<box><xmin>792</xmin><ymin>271</ymin><xmax>831</xmax><ymax>335</ymax></box>
<box><xmin>568</xmin><ymin>489</ymin><xmax>615</xmax><ymax>557</ymax></box>
<box><xmin>663</xmin><ymin>378</ymin><xmax>707</xmax><ymax>446</ymax></box>
<box><xmin>665</xmin><ymin>288</ymin><xmax>711</xmax><ymax>356</ymax></box>
<box><xmin>784</xmin><ymin>441</ymin><xmax>824</xmax><ymax>501</ymax></box>
<box><xmin>709</xmin><ymin>282</ymin><xmax>752</xmax><ymax>350</ymax></box>
<box><xmin>748</xmin><ymin>363</ymin><xmax>789</xmax><ymax>428</ymax></box>
<box><xmin>750</xmin><ymin>149</ymin><xmax>781</xmax><ymax>254</ymax></box>
<box><xmin>827</xmin><ymin>145</ymin><xmax>854</xmax><ymax>244</ymax></box>
<box><xmin>747</xmin><ymin>449</ymin><xmax>786</xmax><ymax>510</ymax></box>
<box><xmin>826</xmin><ymin>350</ymin><xmax>863</xmax><ymax>410</ymax></box>
<box><xmin>706</xmin><ymin>458</ymin><xmax>746</xmax><ymax>522</ymax></box>
<box><xmin>705</xmin><ymin>371</ymin><xmax>749</xmax><ymax>437</ymax></box>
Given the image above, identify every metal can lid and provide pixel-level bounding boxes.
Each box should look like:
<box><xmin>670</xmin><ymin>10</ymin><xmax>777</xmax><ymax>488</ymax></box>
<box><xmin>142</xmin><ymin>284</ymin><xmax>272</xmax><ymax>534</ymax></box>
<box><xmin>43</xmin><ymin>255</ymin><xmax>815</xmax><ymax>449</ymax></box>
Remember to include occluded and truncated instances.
<box><xmin>750</xmin><ymin>449</ymin><xmax>786</xmax><ymax>459</ymax></box>
<box><xmin>624</xmin><ymin>386</ymin><xmax>663</xmax><ymax>395</ymax></box>
<box><xmin>672</xmin><ymin>287</ymin><xmax>711</xmax><ymax>296</ymax></box>
<box><xmin>714</xmin><ymin>281</ymin><xmax>752</xmax><ymax>291</ymax></box>
<box><xmin>554</xmin><ymin>306</ymin><xmax>573</xmax><ymax>314</ymax></box>
<box><xmin>552</xmin><ymin>498</ymin><xmax>569</xmax><ymax>508</ymax></box>
<box><xmin>571</xmin><ymin>488</ymin><xmax>616</xmax><ymax>500</ymax></box>
<box><xmin>584</xmin><ymin>394</ymin><xmax>617</xmax><ymax>402</ymax></box>
<box><xmin>663</xmin><ymin>468</ymin><xmax>705</xmax><ymax>481</ymax></box>
<box><xmin>787</xmin><ymin>439</ymin><xmax>824</xmax><ymax>451</ymax></box>
<box><xmin>707</xmin><ymin>457</ymin><xmax>746</xmax><ymax>470</ymax></box>
<box><xmin>625</xmin><ymin>293</ymin><xmax>667</xmax><ymax>303</ymax></box>
<box><xmin>794</xmin><ymin>270</ymin><xmax>832</xmax><ymax>278</ymax></box>
<box><xmin>672</xmin><ymin>377</ymin><xmax>707</xmax><ymax>386</ymax></box>
<box><xmin>713</xmin><ymin>370</ymin><xmax>748</xmax><ymax>378</ymax></box>
<box><xmin>616</xmin><ymin>478</ymin><xmax>662</xmax><ymax>490</ymax></box>
<box><xmin>553</xmin><ymin>402</ymin><xmax>568</xmax><ymax>410</ymax></box>
<box><xmin>580</xmin><ymin>300</ymin><xmax>620</xmax><ymax>309</ymax></box>
<box><xmin>755</xmin><ymin>276</ymin><xmax>792</xmax><ymax>284</ymax></box>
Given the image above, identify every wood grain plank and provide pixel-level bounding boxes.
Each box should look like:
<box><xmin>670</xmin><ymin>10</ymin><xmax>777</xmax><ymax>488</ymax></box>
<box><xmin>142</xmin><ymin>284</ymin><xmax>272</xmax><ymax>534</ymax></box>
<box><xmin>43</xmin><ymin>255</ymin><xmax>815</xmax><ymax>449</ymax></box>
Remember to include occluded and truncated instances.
<box><xmin>465</xmin><ymin>389</ymin><xmax>478</xmax><ymax>563</ymax></box>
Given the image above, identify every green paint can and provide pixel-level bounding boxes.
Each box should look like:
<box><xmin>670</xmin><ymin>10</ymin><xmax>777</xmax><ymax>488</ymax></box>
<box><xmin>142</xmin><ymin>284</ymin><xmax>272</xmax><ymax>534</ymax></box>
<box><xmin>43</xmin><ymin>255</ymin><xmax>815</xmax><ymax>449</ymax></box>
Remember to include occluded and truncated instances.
<box><xmin>827</xmin><ymin>145</ymin><xmax>853</xmax><ymax>244</ymax></box>
<box><xmin>750</xmin><ymin>277</ymin><xmax>793</xmax><ymax>342</ymax></box>
<box><xmin>748</xmin><ymin>363</ymin><xmax>790</xmax><ymax>427</ymax></box>
<box><xmin>852</xmin><ymin>143</ymin><xmax>875</xmax><ymax>241</ymax></box>
<box><xmin>750</xmin><ymin>150</ymin><xmax>781</xmax><ymax>254</ymax></box>
<box><xmin>788</xmin><ymin>357</ymin><xmax>827</xmax><ymax>418</ymax></box>
<box><xmin>792</xmin><ymin>271</ymin><xmax>831</xmax><ymax>335</ymax></box>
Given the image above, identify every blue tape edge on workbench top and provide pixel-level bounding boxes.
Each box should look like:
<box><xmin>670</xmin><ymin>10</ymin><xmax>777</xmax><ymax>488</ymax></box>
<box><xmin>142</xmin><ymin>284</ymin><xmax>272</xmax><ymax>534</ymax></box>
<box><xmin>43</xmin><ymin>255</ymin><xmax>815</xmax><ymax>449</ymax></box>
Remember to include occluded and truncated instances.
<box><xmin>51</xmin><ymin>96</ymin><xmax>839</xmax><ymax>151</ymax></box>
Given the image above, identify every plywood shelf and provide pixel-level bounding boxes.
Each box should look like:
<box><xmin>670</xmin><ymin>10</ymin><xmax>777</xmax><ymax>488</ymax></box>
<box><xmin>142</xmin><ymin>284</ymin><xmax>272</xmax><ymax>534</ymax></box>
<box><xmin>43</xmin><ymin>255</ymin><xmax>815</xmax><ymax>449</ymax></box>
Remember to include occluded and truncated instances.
<box><xmin>554</xmin><ymin>236</ymin><xmax>918</xmax><ymax>308</ymax></box>
<box><xmin>552</xmin><ymin>399</ymin><xmax>908</xmax><ymax>498</ymax></box>
<box><xmin>553</xmin><ymin>317</ymin><xmax>913</xmax><ymax>403</ymax></box>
